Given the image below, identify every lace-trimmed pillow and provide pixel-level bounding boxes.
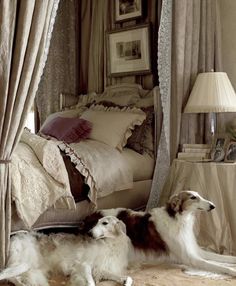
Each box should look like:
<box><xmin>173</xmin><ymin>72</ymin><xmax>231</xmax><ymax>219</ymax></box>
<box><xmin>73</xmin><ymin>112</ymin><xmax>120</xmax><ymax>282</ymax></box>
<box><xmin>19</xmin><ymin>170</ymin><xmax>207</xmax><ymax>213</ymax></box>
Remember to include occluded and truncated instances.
<box><xmin>79</xmin><ymin>105</ymin><xmax>146</xmax><ymax>151</ymax></box>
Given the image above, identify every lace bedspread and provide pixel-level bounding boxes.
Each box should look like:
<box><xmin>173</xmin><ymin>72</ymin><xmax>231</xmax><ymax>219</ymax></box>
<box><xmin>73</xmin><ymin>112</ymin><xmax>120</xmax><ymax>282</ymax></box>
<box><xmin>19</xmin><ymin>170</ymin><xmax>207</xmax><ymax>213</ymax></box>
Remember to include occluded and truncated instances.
<box><xmin>11</xmin><ymin>130</ymin><xmax>76</xmax><ymax>228</ymax></box>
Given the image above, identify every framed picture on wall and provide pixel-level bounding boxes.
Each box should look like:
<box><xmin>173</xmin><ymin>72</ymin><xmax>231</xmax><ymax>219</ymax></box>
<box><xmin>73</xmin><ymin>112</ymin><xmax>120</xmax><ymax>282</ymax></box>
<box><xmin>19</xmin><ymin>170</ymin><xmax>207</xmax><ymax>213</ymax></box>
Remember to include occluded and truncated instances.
<box><xmin>225</xmin><ymin>141</ymin><xmax>236</xmax><ymax>162</ymax></box>
<box><xmin>210</xmin><ymin>134</ymin><xmax>229</xmax><ymax>162</ymax></box>
<box><xmin>114</xmin><ymin>0</ymin><xmax>143</xmax><ymax>22</ymax></box>
<box><xmin>107</xmin><ymin>24</ymin><xmax>151</xmax><ymax>77</ymax></box>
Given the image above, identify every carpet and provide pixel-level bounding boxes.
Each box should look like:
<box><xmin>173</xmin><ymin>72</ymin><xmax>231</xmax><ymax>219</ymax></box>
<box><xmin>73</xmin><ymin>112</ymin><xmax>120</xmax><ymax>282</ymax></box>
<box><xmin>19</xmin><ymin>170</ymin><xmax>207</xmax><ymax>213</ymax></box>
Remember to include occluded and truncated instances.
<box><xmin>1</xmin><ymin>264</ymin><xmax>236</xmax><ymax>286</ymax></box>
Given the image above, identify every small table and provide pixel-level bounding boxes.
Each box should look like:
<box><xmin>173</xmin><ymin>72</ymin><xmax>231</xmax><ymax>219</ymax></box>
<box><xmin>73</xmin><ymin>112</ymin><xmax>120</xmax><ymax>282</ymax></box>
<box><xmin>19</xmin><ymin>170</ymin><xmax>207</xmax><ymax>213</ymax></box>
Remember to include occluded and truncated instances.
<box><xmin>159</xmin><ymin>159</ymin><xmax>236</xmax><ymax>255</ymax></box>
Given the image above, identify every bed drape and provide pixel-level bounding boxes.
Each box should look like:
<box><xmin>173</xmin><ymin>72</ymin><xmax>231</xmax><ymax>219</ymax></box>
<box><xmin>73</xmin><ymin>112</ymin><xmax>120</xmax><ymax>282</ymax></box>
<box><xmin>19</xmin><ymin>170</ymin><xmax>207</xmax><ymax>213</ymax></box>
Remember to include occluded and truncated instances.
<box><xmin>36</xmin><ymin>0</ymin><xmax>162</xmax><ymax>125</ymax></box>
<box><xmin>147</xmin><ymin>0</ymin><xmax>222</xmax><ymax>209</ymax></box>
<box><xmin>0</xmin><ymin>0</ymin><xmax>59</xmax><ymax>267</ymax></box>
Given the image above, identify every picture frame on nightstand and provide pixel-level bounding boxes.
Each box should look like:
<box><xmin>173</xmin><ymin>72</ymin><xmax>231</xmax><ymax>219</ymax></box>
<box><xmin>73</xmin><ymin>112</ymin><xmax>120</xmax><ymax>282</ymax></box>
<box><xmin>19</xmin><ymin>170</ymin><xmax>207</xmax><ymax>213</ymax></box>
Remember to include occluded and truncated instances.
<box><xmin>225</xmin><ymin>141</ymin><xmax>236</xmax><ymax>162</ymax></box>
<box><xmin>210</xmin><ymin>134</ymin><xmax>229</xmax><ymax>162</ymax></box>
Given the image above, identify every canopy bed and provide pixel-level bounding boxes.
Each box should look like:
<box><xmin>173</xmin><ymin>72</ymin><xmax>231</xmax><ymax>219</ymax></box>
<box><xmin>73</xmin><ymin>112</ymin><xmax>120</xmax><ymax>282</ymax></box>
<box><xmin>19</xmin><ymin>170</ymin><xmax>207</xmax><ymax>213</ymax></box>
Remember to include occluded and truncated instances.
<box><xmin>11</xmin><ymin>83</ymin><xmax>161</xmax><ymax>233</ymax></box>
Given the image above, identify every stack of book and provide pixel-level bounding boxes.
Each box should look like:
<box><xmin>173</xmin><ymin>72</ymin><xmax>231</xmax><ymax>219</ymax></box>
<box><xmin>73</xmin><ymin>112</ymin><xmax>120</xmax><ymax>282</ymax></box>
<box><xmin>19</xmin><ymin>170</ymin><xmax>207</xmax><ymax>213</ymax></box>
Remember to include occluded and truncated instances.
<box><xmin>177</xmin><ymin>144</ymin><xmax>211</xmax><ymax>161</ymax></box>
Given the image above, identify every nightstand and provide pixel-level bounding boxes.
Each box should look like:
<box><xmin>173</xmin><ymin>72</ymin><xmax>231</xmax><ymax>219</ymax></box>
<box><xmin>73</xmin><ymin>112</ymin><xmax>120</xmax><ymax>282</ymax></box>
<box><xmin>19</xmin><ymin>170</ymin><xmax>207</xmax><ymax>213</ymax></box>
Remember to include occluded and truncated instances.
<box><xmin>159</xmin><ymin>159</ymin><xmax>236</xmax><ymax>255</ymax></box>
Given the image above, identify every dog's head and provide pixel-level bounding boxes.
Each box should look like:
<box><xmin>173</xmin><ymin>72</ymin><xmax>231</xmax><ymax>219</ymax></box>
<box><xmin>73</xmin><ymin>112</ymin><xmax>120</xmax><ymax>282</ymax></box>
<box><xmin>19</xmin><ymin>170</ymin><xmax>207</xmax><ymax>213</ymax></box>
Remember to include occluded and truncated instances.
<box><xmin>89</xmin><ymin>216</ymin><xmax>126</xmax><ymax>239</ymax></box>
<box><xmin>166</xmin><ymin>190</ymin><xmax>215</xmax><ymax>217</ymax></box>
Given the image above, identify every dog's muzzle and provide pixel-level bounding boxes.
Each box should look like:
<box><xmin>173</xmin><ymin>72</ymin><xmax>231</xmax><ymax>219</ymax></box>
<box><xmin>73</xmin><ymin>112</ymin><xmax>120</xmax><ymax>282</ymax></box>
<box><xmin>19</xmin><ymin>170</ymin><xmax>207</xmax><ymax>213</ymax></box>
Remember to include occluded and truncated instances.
<box><xmin>208</xmin><ymin>203</ymin><xmax>215</xmax><ymax>211</ymax></box>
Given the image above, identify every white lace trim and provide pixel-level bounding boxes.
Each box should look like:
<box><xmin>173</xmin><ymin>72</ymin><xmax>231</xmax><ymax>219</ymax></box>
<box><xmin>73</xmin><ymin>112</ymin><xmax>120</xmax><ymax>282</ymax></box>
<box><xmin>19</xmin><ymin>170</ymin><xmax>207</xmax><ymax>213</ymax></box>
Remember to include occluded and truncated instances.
<box><xmin>40</xmin><ymin>0</ymin><xmax>60</xmax><ymax>73</ymax></box>
<box><xmin>58</xmin><ymin>142</ymin><xmax>97</xmax><ymax>207</ymax></box>
<box><xmin>146</xmin><ymin>0</ymin><xmax>172</xmax><ymax>210</ymax></box>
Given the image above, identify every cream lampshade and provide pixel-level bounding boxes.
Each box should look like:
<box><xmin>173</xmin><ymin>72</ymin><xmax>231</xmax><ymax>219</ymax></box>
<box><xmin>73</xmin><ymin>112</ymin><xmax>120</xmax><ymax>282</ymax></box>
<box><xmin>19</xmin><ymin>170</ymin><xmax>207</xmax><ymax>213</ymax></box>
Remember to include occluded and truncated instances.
<box><xmin>184</xmin><ymin>72</ymin><xmax>236</xmax><ymax>134</ymax></box>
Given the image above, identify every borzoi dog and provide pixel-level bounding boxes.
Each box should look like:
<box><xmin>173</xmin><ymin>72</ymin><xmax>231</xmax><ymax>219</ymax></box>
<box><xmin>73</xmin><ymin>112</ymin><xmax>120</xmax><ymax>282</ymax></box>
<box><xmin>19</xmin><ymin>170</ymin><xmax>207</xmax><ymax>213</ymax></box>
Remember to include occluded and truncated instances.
<box><xmin>82</xmin><ymin>190</ymin><xmax>236</xmax><ymax>276</ymax></box>
<box><xmin>0</xmin><ymin>216</ymin><xmax>133</xmax><ymax>286</ymax></box>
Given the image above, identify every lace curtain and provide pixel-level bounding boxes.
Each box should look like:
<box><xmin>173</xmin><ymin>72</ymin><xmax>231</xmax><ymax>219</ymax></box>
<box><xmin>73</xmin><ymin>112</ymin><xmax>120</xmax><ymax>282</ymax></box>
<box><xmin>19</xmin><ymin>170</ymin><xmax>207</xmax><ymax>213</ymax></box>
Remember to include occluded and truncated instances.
<box><xmin>147</xmin><ymin>0</ymin><xmax>223</xmax><ymax>209</ymax></box>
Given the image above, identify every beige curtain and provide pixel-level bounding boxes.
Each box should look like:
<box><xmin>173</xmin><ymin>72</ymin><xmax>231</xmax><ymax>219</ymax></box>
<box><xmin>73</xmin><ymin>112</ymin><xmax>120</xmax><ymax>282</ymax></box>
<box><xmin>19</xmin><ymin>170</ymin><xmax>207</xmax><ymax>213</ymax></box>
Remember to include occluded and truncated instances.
<box><xmin>171</xmin><ymin>0</ymin><xmax>222</xmax><ymax>160</ymax></box>
<box><xmin>0</xmin><ymin>0</ymin><xmax>59</xmax><ymax>267</ymax></box>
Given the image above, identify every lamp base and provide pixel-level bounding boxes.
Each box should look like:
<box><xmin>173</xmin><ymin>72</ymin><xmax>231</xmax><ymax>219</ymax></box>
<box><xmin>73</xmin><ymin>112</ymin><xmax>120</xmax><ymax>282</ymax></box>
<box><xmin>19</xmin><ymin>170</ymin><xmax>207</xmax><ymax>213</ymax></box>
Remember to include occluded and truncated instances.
<box><xmin>210</xmin><ymin>112</ymin><xmax>217</xmax><ymax>136</ymax></box>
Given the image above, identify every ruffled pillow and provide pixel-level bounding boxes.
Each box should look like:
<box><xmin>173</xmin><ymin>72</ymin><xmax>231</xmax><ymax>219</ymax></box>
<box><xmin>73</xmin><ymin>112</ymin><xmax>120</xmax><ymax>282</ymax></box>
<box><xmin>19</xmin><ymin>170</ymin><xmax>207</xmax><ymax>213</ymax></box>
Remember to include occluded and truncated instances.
<box><xmin>79</xmin><ymin>105</ymin><xmax>146</xmax><ymax>151</ymax></box>
<box><xmin>40</xmin><ymin>116</ymin><xmax>92</xmax><ymax>143</ymax></box>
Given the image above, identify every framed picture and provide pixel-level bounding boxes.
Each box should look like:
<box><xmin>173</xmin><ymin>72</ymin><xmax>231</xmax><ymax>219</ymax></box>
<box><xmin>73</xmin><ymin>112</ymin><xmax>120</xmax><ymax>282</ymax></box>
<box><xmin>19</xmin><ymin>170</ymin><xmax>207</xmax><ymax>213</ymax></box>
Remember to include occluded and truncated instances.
<box><xmin>107</xmin><ymin>24</ymin><xmax>151</xmax><ymax>77</ymax></box>
<box><xmin>210</xmin><ymin>134</ymin><xmax>229</xmax><ymax>162</ymax></box>
<box><xmin>225</xmin><ymin>141</ymin><xmax>236</xmax><ymax>162</ymax></box>
<box><xmin>114</xmin><ymin>0</ymin><xmax>142</xmax><ymax>22</ymax></box>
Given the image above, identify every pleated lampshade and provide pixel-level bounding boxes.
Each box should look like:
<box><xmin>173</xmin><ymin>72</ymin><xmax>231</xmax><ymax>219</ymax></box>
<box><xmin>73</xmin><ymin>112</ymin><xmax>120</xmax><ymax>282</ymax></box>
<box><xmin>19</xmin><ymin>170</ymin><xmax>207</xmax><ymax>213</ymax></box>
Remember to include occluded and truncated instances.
<box><xmin>184</xmin><ymin>72</ymin><xmax>236</xmax><ymax>113</ymax></box>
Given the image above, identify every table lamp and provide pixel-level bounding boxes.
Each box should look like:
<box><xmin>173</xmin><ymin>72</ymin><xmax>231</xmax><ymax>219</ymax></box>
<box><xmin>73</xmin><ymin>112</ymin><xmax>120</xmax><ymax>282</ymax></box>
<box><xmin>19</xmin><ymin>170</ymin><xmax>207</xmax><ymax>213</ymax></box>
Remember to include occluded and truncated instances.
<box><xmin>184</xmin><ymin>72</ymin><xmax>236</xmax><ymax>135</ymax></box>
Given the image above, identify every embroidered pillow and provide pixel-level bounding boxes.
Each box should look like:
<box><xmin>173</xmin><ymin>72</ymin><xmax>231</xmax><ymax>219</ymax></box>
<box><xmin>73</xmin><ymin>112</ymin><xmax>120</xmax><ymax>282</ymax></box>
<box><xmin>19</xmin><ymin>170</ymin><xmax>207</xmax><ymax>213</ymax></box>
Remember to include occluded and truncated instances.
<box><xmin>79</xmin><ymin>105</ymin><xmax>146</xmax><ymax>151</ymax></box>
<box><xmin>40</xmin><ymin>117</ymin><xmax>92</xmax><ymax>143</ymax></box>
<box><xmin>126</xmin><ymin>106</ymin><xmax>154</xmax><ymax>155</ymax></box>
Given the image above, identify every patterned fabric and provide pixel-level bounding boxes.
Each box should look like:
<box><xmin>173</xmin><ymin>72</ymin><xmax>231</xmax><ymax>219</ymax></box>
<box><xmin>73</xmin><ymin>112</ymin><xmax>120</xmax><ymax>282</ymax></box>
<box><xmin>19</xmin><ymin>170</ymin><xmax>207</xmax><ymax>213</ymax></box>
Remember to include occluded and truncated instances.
<box><xmin>40</xmin><ymin>117</ymin><xmax>92</xmax><ymax>143</ymax></box>
<box><xmin>127</xmin><ymin>106</ymin><xmax>154</xmax><ymax>156</ymax></box>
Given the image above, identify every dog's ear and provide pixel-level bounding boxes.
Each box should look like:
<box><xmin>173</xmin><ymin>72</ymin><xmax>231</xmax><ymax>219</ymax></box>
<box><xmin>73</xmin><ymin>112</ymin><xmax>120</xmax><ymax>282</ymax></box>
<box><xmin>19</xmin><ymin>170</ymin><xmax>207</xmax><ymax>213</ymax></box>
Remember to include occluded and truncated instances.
<box><xmin>115</xmin><ymin>220</ymin><xmax>126</xmax><ymax>235</ymax></box>
<box><xmin>169</xmin><ymin>194</ymin><xmax>182</xmax><ymax>213</ymax></box>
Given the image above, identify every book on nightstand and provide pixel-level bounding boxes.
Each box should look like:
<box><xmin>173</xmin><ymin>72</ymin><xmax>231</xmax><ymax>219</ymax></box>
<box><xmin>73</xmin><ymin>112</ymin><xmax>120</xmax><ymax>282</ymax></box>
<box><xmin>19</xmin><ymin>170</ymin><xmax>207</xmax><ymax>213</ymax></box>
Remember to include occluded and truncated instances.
<box><xmin>178</xmin><ymin>144</ymin><xmax>211</xmax><ymax>161</ymax></box>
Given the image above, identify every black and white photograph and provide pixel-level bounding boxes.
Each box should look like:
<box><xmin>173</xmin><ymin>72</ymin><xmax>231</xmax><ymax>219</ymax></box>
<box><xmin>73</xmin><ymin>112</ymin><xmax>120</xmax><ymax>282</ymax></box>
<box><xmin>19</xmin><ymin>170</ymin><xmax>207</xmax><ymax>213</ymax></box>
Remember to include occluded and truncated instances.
<box><xmin>115</xmin><ymin>0</ymin><xmax>142</xmax><ymax>22</ymax></box>
<box><xmin>107</xmin><ymin>24</ymin><xmax>151</xmax><ymax>77</ymax></box>
<box><xmin>210</xmin><ymin>134</ymin><xmax>229</xmax><ymax>162</ymax></box>
<box><xmin>116</xmin><ymin>40</ymin><xmax>141</xmax><ymax>60</ymax></box>
<box><xmin>225</xmin><ymin>141</ymin><xmax>236</xmax><ymax>162</ymax></box>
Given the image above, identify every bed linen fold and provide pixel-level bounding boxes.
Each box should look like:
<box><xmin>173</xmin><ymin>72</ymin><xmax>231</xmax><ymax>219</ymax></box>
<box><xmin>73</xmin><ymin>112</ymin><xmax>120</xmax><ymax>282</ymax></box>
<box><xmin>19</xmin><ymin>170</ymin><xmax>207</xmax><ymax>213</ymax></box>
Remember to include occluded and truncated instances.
<box><xmin>59</xmin><ymin>139</ymin><xmax>133</xmax><ymax>204</ymax></box>
<box><xmin>11</xmin><ymin>130</ymin><xmax>76</xmax><ymax>228</ymax></box>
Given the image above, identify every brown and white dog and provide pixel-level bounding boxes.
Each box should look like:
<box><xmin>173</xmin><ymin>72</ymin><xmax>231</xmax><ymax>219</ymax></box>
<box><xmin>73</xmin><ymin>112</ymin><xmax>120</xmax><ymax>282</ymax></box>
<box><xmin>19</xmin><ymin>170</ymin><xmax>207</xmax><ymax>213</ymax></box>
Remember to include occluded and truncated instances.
<box><xmin>81</xmin><ymin>190</ymin><xmax>236</xmax><ymax>276</ymax></box>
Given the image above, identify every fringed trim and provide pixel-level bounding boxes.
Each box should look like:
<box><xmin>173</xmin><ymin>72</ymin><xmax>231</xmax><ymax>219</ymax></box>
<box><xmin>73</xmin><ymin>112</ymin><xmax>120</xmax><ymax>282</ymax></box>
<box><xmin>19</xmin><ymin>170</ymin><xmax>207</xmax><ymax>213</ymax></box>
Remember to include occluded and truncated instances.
<box><xmin>58</xmin><ymin>142</ymin><xmax>97</xmax><ymax>206</ymax></box>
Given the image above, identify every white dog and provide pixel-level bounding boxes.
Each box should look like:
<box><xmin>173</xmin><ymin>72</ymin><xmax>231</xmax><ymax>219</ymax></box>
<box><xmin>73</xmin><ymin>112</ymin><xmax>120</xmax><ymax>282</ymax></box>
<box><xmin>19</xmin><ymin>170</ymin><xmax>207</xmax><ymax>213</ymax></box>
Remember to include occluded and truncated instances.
<box><xmin>0</xmin><ymin>216</ymin><xmax>133</xmax><ymax>286</ymax></box>
<box><xmin>82</xmin><ymin>190</ymin><xmax>236</xmax><ymax>277</ymax></box>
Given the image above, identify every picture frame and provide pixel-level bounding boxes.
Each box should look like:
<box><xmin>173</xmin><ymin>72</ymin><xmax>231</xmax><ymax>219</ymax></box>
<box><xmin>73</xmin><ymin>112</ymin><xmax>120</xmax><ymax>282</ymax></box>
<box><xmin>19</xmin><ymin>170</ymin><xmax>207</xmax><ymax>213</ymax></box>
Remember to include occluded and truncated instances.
<box><xmin>225</xmin><ymin>141</ymin><xmax>236</xmax><ymax>162</ymax></box>
<box><xmin>114</xmin><ymin>0</ymin><xmax>142</xmax><ymax>22</ymax></box>
<box><xmin>210</xmin><ymin>134</ymin><xmax>229</xmax><ymax>162</ymax></box>
<box><xmin>107</xmin><ymin>24</ymin><xmax>151</xmax><ymax>77</ymax></box>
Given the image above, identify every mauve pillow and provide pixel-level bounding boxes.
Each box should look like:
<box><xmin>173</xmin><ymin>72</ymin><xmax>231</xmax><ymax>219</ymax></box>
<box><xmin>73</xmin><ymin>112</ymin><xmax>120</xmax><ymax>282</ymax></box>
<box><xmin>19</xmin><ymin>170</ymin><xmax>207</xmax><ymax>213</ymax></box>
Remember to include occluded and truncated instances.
<box><xmin>40</xmin><ymin>116</ymin><xmax>92</xmax><ymax>143</ymax></box>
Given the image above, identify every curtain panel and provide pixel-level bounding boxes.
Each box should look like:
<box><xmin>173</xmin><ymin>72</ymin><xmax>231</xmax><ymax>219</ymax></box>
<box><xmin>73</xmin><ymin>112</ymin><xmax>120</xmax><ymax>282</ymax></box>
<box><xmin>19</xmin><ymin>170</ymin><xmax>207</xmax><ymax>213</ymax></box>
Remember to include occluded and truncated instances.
<box><xmin>0</xmin><ymin>0</ymin><xmax>59</xmax><ymax>267</ymax></box>
<box><xmin>171</xmin><ymin>0</ymin><xmax>222</xmax><ymax>160</ymax></box>
<box><xmin>147</xmin><ymin>0</ymin><xmax>222</xmax><ymax>209</ymax></box>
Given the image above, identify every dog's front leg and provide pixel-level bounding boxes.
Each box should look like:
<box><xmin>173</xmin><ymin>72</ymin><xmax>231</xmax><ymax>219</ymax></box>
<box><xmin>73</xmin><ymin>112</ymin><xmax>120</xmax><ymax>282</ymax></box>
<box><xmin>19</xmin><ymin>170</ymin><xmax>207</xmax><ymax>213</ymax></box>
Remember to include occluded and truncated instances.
<box><xmin>188</xmin><ymin>257</ymin><xmax>236</xmax><ymax>276</ymax></box>
<box><xmin>200</xmin><ymin>249</ymin><xmax>236</xmax><ymax>264</ymax></box>
<box><xmin>69</xmin><ymin>262</ymin><xmax>95</xmax><ymax>286</ymax></box>
<box><xmin>100</xmin><ymin>271</ymin><xmax>133</xmax><ymax>286</ymax></box>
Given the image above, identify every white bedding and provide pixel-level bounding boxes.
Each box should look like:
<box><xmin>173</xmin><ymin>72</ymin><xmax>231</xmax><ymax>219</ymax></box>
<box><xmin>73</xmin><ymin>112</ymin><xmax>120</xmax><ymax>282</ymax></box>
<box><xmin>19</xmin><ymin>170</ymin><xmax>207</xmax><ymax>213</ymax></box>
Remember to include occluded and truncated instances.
<box><xmin>11</xmin><ymin>130</ymin><xmax>76</xmax><ymax>228</ymax></box>
<box><xmin>122</xmin><ymin>148</ymin><xmax>155</xmax><ymax>181</ymax></box>
<box><xmin>59</xmin><ymin>140</ymin><xmax>133</xmax><ymax>201</ymax></box>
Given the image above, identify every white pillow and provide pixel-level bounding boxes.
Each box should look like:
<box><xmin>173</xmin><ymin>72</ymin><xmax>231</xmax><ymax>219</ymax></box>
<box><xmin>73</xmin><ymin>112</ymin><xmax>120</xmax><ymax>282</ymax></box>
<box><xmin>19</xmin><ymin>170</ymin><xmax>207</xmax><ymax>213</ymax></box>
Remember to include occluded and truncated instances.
<box><xmin>80</xmin><ymin>105</ymin><xmax>146</xmax><ymax>151</ymax></box>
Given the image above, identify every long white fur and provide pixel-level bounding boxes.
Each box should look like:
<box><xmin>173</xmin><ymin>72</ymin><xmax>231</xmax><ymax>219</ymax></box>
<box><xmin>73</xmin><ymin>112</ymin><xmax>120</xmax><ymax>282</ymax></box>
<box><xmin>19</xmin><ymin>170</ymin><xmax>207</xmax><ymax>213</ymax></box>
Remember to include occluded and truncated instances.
<box><xmin>0</xmin><ymin>216</ymin><xmax>133</xmax><ymax>286</ymax></box>
<box><xmin>101</xmin><ymin>191</ymin><xmax>236</xmax><ymax>277</ymax></box>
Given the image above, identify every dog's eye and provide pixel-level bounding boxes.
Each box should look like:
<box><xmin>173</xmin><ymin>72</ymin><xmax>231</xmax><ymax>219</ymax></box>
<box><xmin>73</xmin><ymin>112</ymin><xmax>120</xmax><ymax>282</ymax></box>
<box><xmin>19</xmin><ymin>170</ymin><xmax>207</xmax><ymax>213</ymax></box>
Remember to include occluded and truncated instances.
<box><xmin>190</xmin><ymin>196</ymin><xmax>196</xmax><ymax>200</ymax></box>
<box><xmin>102</xmin><ymin>221</ymin><xmax>108</xmax><ymax>225</ymax></box>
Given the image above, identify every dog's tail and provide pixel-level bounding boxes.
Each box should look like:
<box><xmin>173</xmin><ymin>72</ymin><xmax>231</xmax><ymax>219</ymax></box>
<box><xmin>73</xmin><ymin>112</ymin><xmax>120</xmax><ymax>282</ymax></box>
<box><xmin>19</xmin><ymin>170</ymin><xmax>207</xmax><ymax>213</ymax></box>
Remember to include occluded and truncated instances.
<box><xmin>0</xmin><ymin>263</ymin><xmax>29</xmax><ymax>280</ymax></box>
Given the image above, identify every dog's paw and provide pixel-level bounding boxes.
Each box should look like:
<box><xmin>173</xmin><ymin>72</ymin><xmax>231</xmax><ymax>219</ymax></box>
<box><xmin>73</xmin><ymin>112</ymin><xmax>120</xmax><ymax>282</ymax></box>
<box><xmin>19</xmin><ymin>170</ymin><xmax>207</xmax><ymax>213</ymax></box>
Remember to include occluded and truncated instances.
<box><xmin>123</xmin><ymin>276</ymin><xmax>133</xmax><ymax>286</ymax></box>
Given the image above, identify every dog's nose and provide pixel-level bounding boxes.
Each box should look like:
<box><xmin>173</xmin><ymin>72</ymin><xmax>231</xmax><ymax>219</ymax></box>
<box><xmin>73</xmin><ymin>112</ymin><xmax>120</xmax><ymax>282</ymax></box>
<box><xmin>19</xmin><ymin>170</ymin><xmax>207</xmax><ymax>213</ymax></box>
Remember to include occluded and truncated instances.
<box><xmin>209</xmin><ymin>203</ymin><xmax>215</xmax><ymax>211</ymax></box>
